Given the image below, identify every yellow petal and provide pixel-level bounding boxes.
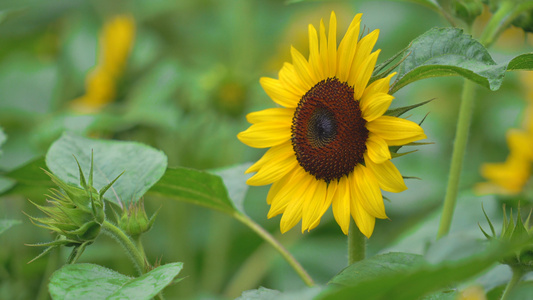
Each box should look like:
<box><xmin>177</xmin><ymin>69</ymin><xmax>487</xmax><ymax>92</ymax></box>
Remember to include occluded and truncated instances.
<box><xmin>350</xmin><ymin>190</ymin><xmax>376</xmax><ymax>238</ymax></box>
<box><xmin>308</xmin><ymin>179</ymin><xmax>337</xmax><ymax>230</ymax></box>
<box><xmin>352</xmin><ymin>50</ymin><xmax>380</xmax><ymax>100</ymax></box>
<box><xmin>260</xmin><ymin>77</ymin><xmax>299</xmax><ymax>108</ymax></box>
<box><xmin>291</xmin><ymin>46</ymin><xmax>316</xmax><ymax>88</ymax></box>
<box><xmin>247</xmin><ymin>154</ymin><xmax>298</xmax><ymax>186</ymax></box>
<box><xmin>268</xmin><ymin>169</ymin><xmax>311</xmax><ymax>218</ymax></box>
<box><xmin>308</xmin><ymin>24</ymin><xmax>323</xmax><ymax>80</ymax></box>
<box><xmin>366</xmin><ymin>116</ymin><xmax>427</xmax><ymax>146</ymax></box>
<box><xmin>301</xmin><ymin>179</ymin><xmax>327</xmax><ymax>232</ymax></box>
<box><xmin>266</xmin><ymin>166</ymin><xmax>297</xmax><ymax>205</ymax></box>
<box><xmin>365</xmin><ymin>132</ymin><xmax>391</xmax><ymax>164</ymax></box>
<box><xmin>352</xmin><ymin>165</ymin><xmax>387</xmax><ymax>219</ymax></box>
<box><xmin>246</xmin><ymin>141</ymin><xmax>293</xmax><ymax>174</ymax></box>
<box><xmin>362</xmin><ymin>72</ymin><xmax>396</xmax><ymax>99</ymax></box>
<box><xmin>327</xmin><ymin>11</ymin><xmax>337</xmax><ymax>78</ymax></box>
<box><xmin>319</xmin><ymin>19</ymin><xmax>330</xmax><ymax>78</ymax></box>
<box><xmin>336</xmin><ymin>14</ymin><xmax>361</xmax><ymax>82</ymax></box>
<box><xmin>360</xmin><ymin>92</ymin><xmax>394</xmax><ymax>122</ymax></box>
<box><xmin>246</xmin><ymin>108</ymin><xmax>294</xmax><ymax>124</ymax></box>
<box><xmin>332</xmin><ymin>176</ymin><xmax>351</xmax><ymax>235</ymax></box>
<box><xmin>237</xmin><ymin>122</ymin><xmax>291</xmax><ymax>148</ymax></box>
<box><xmin>279</xmin><ymin>63</ymin><xmax>308</xmax><ymax>97</ymax></box>
<box><xmin>280</xmin><ymin>196</ymin><xmax>304</xmax><ymax>233</ymax></box>
<box><xmin>507</xmin><ymin>129</ymin><xmax>533</xmax><ymax>159</ymax></box>
<box><xmin>364</xmin><ymin>154</ymin><xmax>407</xmax><ymax>193</ymax></box>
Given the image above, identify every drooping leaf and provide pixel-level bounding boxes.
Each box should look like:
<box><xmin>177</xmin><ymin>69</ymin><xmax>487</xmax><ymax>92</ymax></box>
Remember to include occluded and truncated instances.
<box><xmin>48</xmin><ymin>263</ymin><xmax>183</xmax><ymax>300</ymax></box>
<box><xmin>0</xmin><ymin>219</ymin><xmax>21</xmax><ymax>235</ymax></box>
<box><xmin>45</xmin><ymin>133</ymin><xmax>167</xmax><ymax>205</ymax></box>
<box><xmin>329</xmin><ymin>252</ymin><xmax>425</xmax><ymax>286</ymax></box>
<box><xmin>390</xmin><ymin>28</ymin><xmax>533</xmax><ymax>93</ymax></box>
<box><xmin>148</xmin><ymin>166</ymin><xmax>237</xmax><ymax>215</ymax></box>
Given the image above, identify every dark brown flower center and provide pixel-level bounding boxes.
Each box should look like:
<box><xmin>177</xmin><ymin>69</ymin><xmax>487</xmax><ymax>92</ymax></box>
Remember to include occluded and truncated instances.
<box><xmin>291</xmin><ymin>78</ymin><xmax>368</xmax><ymax>183</ymax></box>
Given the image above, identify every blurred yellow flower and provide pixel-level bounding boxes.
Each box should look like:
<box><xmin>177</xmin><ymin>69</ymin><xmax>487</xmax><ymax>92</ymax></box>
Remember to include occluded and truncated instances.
<box><xmin>476</xmin><ymin>72</ymin><xmax>533</xmax><ymax>195</ymax></box>
<box><xmin>457</xmin><ymin>285</ymin><xmax>487</xmax><ymax>300</ymax></box>
<box><xmin>71</xmin><ymin>15</ymin><xmax>135</xmax><ymax>112</ymax></box>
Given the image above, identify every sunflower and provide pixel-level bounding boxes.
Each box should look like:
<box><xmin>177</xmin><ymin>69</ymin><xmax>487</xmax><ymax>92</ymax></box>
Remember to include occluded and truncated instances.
<box><xmin>238</xmin><ymin>11</ymin><xmax>426</xmax><ymax>237</ymax></box>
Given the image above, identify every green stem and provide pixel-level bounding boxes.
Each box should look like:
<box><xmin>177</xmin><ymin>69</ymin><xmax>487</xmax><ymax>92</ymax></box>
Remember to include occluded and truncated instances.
<box><xmin>103</xmin><ymin>221</ymin><xmax>146</xmax><ymax>275</ymax></box>
<box><xmin>437</xmin><ymin>79</ymin><xmax>477</xmax><ymax>239</ymax></box>
<box><xmin>479</xmin><ymin>1</ymin><xmax>533</xmax><ymax>48</ymax></box>
<box><xmin>232</xmin><ymin>212</ymin><xmax>315</xmax><ymax>287</ymax></box>
<box><xmin>501</xmin><ymin>268</ymin><xmax>524</xmax><ymax>300</ymax></box>
<box><xmin>348</xmin><ymin>219</ymin><xmax>366</xmax><ymax>265</ymax></box>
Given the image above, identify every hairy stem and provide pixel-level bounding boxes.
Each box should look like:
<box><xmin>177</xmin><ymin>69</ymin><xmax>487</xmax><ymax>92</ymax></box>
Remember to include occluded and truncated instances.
<box><xmin>500</xmin><ymin>268</ymin><xmax>524</xmax><ymax>300</ymax></box>
<box><xmin>233</xmin><ymin>212</ymin><xmax>315</xmax><ymax>287</ymax></box>
<box><xmin>437</xmin><ymin>79</ymin><xmax>477</xmax><ymax>238</ymax></box>
<box><xmin>103</xmin><ymin>221</ymin><xmax>146</xmax><ymax>275</ymax></box>
<box><xmin>348</xmin><ymin>219</ymin><xmax>366</xmax><ymax>265</ymax></box>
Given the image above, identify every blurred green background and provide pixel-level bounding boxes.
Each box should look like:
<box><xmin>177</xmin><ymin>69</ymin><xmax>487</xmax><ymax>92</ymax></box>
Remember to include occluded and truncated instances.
<box><xmin>1</xmin><ymin>0</ymin><xmax>532</xmax><ymax>299</ymax></box>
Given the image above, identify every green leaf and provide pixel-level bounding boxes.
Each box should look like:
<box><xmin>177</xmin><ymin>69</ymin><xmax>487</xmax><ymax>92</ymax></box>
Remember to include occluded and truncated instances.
<box><xmin>319</xmin><ymin>240</ymin><xmax>530</xmax><ymax>300</ymax></box>
<box><xmin>45</xmin><ymin>133</ymin><xmax>167</xmax><ymax>205</ymax></box>
<box><xmin>0</xmin><ymin>219</ymin><xmax>21</xmax><ymax>235</ymax></box>
<box><xmin>236</xmin><ymin>286</ymin><xmax>323</xmax><ymax>300</ymax></box>
<box><xmin>329</xmin><ymin>252</ymin><xmax>425</xmax><ymax>286</ymax></box>
<box><xmin>49</xmin><ymin>262</ymin><xmax>183</xmax><ymax>300</ymax></box>
<box><xmin>391</xmin><ymin>28</ymin><xmax>533</xmax><ymax>94</ymax></box>
<box><xmin>212</xmin><ymin>163</ymin><xmax>252</xmax><ymax>213</ymax></box>
<box><xmin>148</xmin><ymin>166</ymin><xmax>237</xmax><ymax>215</ymax></box>
<box><xmin>0</xmin><ymin>127</ymin><xmax>5</xmax><ymax>156</ymax></box>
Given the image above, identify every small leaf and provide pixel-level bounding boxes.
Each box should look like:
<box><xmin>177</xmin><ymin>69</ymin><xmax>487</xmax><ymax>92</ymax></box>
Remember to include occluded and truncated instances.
<box><xmin>0</xmin><ymin>219</ymin><xmax>21</xmax><ymax>235</ymax></box>
<box><xmin>49</xmin><ymin>263</ymin><xmax>183</xmax><ymax>300</ymax></box>
<box><xmin>385</xmin><ymin>99</ymin><xmax>434</xmax><ymax>118</ymax></box>
<box><xmin>148</xmin><ymin>167</ymin><xmax>237</xmax><ymax>215</ymax></box>
<box><xmin>46</xmin><ymin>133</ymin><xmax>167</xmax><ymax>206</ymax></box>
<box><xmin>329</xmin><ymin>252</ymin><xmax>425</xmax><ymax>286</ymax></box>
<box><xmin>391</xmin><ymin>28</ymin><xmax>533</xmax><ymax>93</ymax></box>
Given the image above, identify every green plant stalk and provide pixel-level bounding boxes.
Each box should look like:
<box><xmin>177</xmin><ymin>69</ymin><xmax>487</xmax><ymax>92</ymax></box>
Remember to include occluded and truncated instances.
<box><xmin>103</xmin><ymin>221</ymin><xmax>146</xmax><ymax>275</ymax></box>
<box><xmin>437</xmin><ymin>1</ymin><xmax>531</xmax><ymax>239</ymax></box>
<box><xmin>437</xmin><ymin>79</ymin><xmax>476</xmax><ymax>239</ymax></box>
<box><xmin>232</xmin><ymin>212</ymin><xmax>315</xmax><ymax>287</ymax></box>
<box><xmin>348</xmin><ymin>219</ymin><xmax>366</xmax><ymax>265</ymax></box>
<box><xmin>500</xmin><ymin>268</ymin><xmax>524</xmax><ymax>300</ymax></box>
<box><xmin>200</xmin><ymin>213</ymin><xmax>232</xmax><ymax>294</ymax></box>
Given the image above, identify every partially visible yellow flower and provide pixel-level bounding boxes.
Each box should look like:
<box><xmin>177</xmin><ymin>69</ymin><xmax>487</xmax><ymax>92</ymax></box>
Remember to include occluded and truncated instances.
<box><xmin>238</xmin><ymin>12</ymin><xmax>426</xmax><ymax>237</ymax></box>
<box><xmin>477</xmin><ymin>72</ymin><xmax>533</xmax><ymax>195</ymax></box>
<box><xmin>71</xmin><ymin>15</ymin><xmax>135</xmax><ymax>112</ymax></box>
<box><xmin>456</xmin><ymin>285</ymin><xmax>486</xmax><ymax>300</ymax></box>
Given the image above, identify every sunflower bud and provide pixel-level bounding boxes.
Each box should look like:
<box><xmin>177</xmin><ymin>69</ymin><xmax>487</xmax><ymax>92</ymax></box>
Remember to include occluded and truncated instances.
<box><xmin>118</xmin><ymin>199</ymin><xmax>158</xmax><ymax>237</ymax></box>
<box><xmin>479</xmin><ymin>205</ymin><xmax>533</xmax><ymax>272</ymax></box>
<box><xmin>451</xmin><ymin>0</ymin><xmax>483</xmax><ymax>25</ymax></box>
<box><xmin>26</xmin><ymin>154</ymin><xmax>122</xmax><ymax>262</ymax></box>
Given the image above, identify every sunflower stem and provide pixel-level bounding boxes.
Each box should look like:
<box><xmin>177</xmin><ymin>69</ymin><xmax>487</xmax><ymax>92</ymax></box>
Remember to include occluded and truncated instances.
<box><xmin>102</xmin><ymin>220</ymin><xmax>146</xmax><ymax>275</ymax></box>
<box><xmin>232</xmin><ymin>212</ymin><xmax>315</xmax><ymax>287</ymax></box>
<box><xmin>348</xmin><ymin>219</ymin><xmax>366</xmax><ymax>265</ymax></box>
<box><xmin>437</xmin><ymin>79</ymin><xmax>476</xmax><ymax>239</ymax></box>
<box><xmin>500</xmin><ymin>267</ymin><xmax>524</xmax><ymax>300</ymax></box>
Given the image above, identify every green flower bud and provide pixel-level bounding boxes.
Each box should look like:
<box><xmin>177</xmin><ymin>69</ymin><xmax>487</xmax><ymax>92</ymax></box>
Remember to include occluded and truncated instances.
<box><xmin>27</xmin><ymin>153</ymin><xmax>122</xmax><ymax>259</ymax></box>
<box><xmin>452</xmin><ymin>0</ymin><xmax>484</xmax><ymax>25</ymax></box>
<box><xmin>512</xmin><ymin>9</ymin><xmax>533</xmax><ymax>34</ymax></box>
<box><xmin>480</xmin><ymin>204</ymin><xmax>533</xmax><ymax>272</ymax></box>
<box><xmin>118</xmin><ymin>199</ymin><xmax>158</xmax><ymax>237</ymax></box>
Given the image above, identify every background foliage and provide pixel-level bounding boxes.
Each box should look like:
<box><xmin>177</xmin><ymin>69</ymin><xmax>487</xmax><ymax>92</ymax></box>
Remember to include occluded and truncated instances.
<box><xmin>1</xmin><ymin>0</ymin><xmax>533</xmax><ymax>299</ymax></box>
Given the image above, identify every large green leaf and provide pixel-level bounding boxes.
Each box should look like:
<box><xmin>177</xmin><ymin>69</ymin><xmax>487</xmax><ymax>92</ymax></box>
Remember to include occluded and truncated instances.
<box><xmin>329</xmin><ymin>252</ymin><xmax>425</xmax><ymax>286</ymax></box>
<box><xmin>1</xmin><ymin>157</ymin><xmax>51</xmax><ymax>196</ymax></box>
<box><xmin>212</xmin><ymin>163</ymin><xmax>252</xmax><ymax>213</ymax></box>
<box><xmin>391</xmin><ymin>28</ymin><xmax>533</xmax><ymax>93</ymax></box>
<box><xmin>45</xmin><ymin>133</ymin><xmax>167</xmax><ymax>205</ymax></box>
<box><xmin>319</xmin><ymin>239</ymin><xmax>530</xmax><ymax>300</ymax></box>
<box><xmin>236</xmin><ymin>286</ymin><xmax>323</xmax><ymax>300</ymax></box>
<box><xmin>0</xmin><ymin>219</ymin><xmax>21</xmax><ymax>235</ymax></box>
<box><xmin>148</xmin><ymin>166</ymin><xmax>237</xmax><ymax>215</ymax></box>
<box><xmin>48</xmin><ymin>262</ymin><xmax>183</xmax><ymax>300</ymax></box>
